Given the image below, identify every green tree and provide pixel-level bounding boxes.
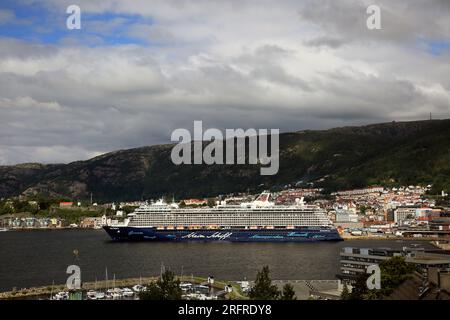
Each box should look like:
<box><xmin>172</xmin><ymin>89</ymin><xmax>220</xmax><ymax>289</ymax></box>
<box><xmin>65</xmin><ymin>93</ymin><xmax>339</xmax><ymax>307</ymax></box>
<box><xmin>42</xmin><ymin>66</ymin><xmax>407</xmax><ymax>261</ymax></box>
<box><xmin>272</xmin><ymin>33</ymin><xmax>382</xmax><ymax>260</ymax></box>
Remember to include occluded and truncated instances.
<box><xmin>37</xmin><ymin>199</ymin><xmax>52</xmax><ymax>211</ymax></box>
<box><xmin>340</xmin><ymin>282</ymin><xmax>350</xmax><ymax>300</ymax></box>
<box><xmin>0</xmin><ymin>202</ymin><xmax>14</xmax><ymax>215</ymax></box>
<box><xmin>163</xmin><ymin>194</ymin><xmax>174</xmax><ymax>204</ymax></box>
<box><xmin>348</xmin><ymin>256</ymin><xmax>415</xmax><ymax>300</ymax></box>
<box><xmin>348</xmin><ymin>273</ymin><xmax>369</xmax><ymax>300</ymax></box>
<box><xmin>139</xmin><ymin>270</ymin><xmax>182</xmax><ymax>300</ymax></box>
<box><xmin>207</xmin><ymin>198</ymin><xmax>216</xmax><ymax>207</ymax></box>
<box><xmin>280</xmin><ymin>283</ymin><xmax>296</xmax><ymax>300</ymax></box>
<box><xmin>248</xmin><ymin>266</ymin><xmax>280</xmax><ymax>300</ymax></box>
<box><xmin>378</xmin><ymin>256</ymin><xmax>415</xmax><ymax>296</ymax></box>
<box><xmin>436</xmin><ymin>196</ymin><xmax>450</xmax><ymax>206</ymax></box>
<box><xmin>122</xmin><ymin>206</ymin><xmax>138</xmax><ymax>214</ymax></box>
<box><xmin>359</xmin><ymin>205</ymin><xmax>368</xmax><ymax>215</ymax></box>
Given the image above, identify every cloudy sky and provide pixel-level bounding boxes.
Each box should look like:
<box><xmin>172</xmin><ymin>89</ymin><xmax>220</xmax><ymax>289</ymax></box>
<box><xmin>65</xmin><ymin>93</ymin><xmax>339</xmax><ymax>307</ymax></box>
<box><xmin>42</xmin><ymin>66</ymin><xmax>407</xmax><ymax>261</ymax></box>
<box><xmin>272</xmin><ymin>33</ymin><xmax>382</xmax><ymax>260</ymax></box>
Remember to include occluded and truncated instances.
<box><xmin>0</xmin><ymin>0</ymin><xmax>449</xmax><ymax>165</ymax></box>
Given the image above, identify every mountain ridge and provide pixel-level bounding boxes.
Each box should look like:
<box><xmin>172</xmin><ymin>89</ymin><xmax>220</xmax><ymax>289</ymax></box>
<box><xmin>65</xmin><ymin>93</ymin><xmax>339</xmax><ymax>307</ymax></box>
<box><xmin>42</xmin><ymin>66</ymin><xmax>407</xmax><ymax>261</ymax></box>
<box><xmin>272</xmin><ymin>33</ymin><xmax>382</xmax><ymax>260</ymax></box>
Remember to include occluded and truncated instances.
<box><xmin>1</xmin><ymin>119</ymin><xmax>449</xmax><ymax>201</ymax></box>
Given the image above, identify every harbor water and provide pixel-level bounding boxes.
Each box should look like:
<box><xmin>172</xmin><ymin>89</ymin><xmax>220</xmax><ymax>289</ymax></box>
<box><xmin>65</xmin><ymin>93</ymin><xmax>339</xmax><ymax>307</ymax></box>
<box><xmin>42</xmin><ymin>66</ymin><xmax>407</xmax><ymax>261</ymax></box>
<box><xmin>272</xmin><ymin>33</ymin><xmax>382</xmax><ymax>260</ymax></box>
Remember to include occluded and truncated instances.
<box><xmin>0</xmin><ymin>229</ymin><xmax>436</xmax><ymax>292</ymax></box>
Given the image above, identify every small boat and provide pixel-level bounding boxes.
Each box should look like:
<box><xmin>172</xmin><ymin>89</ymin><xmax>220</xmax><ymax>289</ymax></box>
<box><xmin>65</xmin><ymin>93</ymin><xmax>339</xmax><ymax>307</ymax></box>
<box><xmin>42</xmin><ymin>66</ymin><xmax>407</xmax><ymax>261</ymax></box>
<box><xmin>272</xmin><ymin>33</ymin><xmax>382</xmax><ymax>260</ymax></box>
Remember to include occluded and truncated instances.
<box><xmin>87</xmin><ymin>290</ymin><xmax>97</xmax><ymax>300</ymax></box>
<box><xmin>112</xmin><ymin>291</ymin><xmax>122</xmax><ymax>299</ymax></box>
<box><xmin>180</xmin><ymin>282</ymin><xmax>193</xmax><ymax>292</ymax></box>
<box><xmin>0</xmin><ymin>228</ymin><xmax>8</xmax><ymax>232</ymax></box>
<box><xmin>122</xmin><ymin>288</ymin><xmax>134</xmax><ymax>297</ymax></box>
<box><xmin>105</xmin><ymin>288</ymin><xmax>115</xmax><ymax>299</ymax></box>
<box><xmin>95</xmin><ymin>292</ymin><xmax>105</xmax><ymax>299</ymax></box>
<box><xmin>113</xmin><ymin>287</ymin><xmax>122</xmax><ymax>294</ymax></box>
<box><xmin>52</xmin><ymin>291</ymin><xmax>69</xmax><ymax>300</ymax></box>
<box><xmin>193</xmin><ymin>285</ymin><xmax>209</xmax><ymax>294</ymax></box>
<box><xmin>132</xmin><ymin>284</ymin><xmax>145</xmax><ymax>292</ymax></box>
<box><xmin>184</xmin><ymin>293</ymin><xmax>208</xmax><ymax>300</ymax></box>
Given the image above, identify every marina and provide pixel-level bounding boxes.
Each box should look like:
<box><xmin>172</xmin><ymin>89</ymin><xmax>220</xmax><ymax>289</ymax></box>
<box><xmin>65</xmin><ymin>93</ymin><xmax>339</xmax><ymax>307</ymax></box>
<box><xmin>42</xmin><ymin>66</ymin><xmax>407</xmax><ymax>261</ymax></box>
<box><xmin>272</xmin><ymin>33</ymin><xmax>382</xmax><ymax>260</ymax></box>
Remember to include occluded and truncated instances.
<box><xmin>0</xmin><ymin>275</ymin><xmax>225</xmax><ymax>300</ymax></box>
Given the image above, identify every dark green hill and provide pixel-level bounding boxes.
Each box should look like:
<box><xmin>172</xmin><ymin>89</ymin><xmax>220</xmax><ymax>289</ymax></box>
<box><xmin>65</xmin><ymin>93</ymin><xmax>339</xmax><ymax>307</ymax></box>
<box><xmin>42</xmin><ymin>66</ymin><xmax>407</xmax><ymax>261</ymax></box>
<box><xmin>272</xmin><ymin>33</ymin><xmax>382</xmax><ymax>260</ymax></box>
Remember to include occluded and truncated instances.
<box><xmin>1</xmin><ymin>119</ymin><xmax>449</xmax><ymax>201</ymax></box>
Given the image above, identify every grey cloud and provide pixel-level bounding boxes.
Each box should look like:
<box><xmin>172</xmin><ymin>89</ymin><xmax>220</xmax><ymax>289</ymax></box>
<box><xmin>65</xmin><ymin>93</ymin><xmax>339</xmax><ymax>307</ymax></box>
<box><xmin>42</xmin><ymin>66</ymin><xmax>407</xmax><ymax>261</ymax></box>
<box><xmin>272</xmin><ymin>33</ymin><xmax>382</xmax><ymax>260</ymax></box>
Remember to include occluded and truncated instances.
<box><xmin>303</xmin><ymin>36</ymin><xmax>347</xmax><ymax>49</ymax></box>
<box><xmin>124</xmin><ymin>23</ymin><xmax>178</xmax><ymax>44</ymax></box>
<box><xmin>0</xmin><ymin>37</ymin><xmax>58</xmax><ymax>59</ymax></box>
<box><xmin>298</xmin><ymin>0</ymin><xmax>450</xmax><ymax>47</ymax></box>
<box><xmin>0</xmin><ymin>1</ymin><xmax>449</xmax><ymax>164</ymax></box>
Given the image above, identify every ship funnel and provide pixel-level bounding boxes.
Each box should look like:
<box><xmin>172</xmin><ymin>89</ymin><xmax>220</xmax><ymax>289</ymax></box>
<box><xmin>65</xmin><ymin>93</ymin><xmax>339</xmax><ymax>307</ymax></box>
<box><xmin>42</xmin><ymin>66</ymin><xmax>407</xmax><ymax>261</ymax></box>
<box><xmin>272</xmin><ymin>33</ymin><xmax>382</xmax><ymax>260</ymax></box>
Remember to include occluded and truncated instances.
<box><xmin>252</xmin><ymin>191</ymin><xmax>274</xmax><ymax>207</ymax></box>
<box><xmin>255</xmin><ymin>191</ymin><xmax>271</xmax><ymax>202</ymax></box>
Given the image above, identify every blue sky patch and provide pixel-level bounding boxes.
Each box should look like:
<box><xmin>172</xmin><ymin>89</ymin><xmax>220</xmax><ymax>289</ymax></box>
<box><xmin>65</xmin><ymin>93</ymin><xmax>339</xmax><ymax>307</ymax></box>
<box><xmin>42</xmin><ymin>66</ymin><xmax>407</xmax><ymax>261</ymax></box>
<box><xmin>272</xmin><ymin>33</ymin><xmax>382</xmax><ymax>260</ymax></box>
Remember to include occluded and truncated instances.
<box><xmin>0</xmin><ymin>0</ymin><xmax>154</xmax><ymax>46</ymax></box>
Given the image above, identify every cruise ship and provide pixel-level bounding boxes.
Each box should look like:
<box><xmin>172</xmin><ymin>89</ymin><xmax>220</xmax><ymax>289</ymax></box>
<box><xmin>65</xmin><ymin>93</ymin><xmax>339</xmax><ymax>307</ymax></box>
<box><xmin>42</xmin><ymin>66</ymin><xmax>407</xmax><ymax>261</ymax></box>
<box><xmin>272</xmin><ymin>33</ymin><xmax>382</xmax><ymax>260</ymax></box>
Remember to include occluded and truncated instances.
<box><xmin>103</xmin><ymin>192</ymin><xmax>342</xmax><ymax>242</ymax></box>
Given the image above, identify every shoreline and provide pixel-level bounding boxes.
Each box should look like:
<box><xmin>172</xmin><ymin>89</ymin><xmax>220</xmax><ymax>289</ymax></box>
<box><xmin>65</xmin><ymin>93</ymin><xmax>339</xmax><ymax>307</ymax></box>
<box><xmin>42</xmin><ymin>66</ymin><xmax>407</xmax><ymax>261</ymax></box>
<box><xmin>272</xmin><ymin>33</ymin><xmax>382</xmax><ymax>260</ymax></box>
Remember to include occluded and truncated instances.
<box><xmin>342</xmin><ymin>236</ymin><xmax>440</xmax><ymax>241</ymax></box>
<box><xmin>0</xmin><ymin>276</ymin><xmax>244</xmax><ymax>300</ymax></box>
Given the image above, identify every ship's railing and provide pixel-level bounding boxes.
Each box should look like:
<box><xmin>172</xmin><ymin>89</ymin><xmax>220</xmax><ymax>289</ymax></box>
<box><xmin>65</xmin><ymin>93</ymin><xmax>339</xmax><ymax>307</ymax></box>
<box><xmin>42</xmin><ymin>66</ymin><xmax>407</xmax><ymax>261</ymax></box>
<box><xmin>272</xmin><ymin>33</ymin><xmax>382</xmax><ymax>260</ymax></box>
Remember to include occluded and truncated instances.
<box><xmin>127</xmin><ymin>224</ymin><xmax>335</xmax><ymax>229</ymax></box>
<box><xmin>107</xmin><ymin>221</ymin><xmax>129</xmax><ymax>227</ymax></box>
<box><xmin>128</xmin><ymin>215</ymin><xmax>334</xmax><ymax>227</ymax></box>
<box><xmin>133</xmin><ymin>206</ymin><xmax>324</xmax><ymax>214</ymax></box>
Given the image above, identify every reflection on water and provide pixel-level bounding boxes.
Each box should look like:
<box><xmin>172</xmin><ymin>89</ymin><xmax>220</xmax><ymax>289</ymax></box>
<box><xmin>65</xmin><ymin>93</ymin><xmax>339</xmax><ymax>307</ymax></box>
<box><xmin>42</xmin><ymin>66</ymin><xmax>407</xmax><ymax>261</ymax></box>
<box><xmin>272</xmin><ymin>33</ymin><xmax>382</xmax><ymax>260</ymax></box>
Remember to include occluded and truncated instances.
<box><xmin>0</xmin><ymin>229</ymin><xmax>435</xmax><ymax>292</ymax></box>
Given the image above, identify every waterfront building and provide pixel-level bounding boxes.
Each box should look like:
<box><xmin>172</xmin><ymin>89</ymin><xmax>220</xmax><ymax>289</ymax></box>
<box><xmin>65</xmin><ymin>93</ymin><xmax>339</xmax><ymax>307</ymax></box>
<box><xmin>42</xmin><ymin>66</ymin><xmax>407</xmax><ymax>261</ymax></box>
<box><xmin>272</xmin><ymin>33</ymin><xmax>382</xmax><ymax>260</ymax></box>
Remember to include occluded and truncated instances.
<box><xmin>275</xmin><ymin>188</ymin><xmax>323</xmax><ymax>204</ymax></box>
<box><xmin>394</xmin><ymin>207</ymin><xmax>417</xmax><ymax>225</ymax></box>
<box><xmin>80</xmin><ymin>217</ymin><xmax>104</xmax><ymax>229</ymax></box>
<box><xmin>332</xmin><ymin>202</ymin><xmax>359</xmax><ymax>223</ymax></box>
<box><xmin>333</xmin><ymin>221</ymin><xmax>364</xmax><ymax>230</ymax></box>
<box><xmin>386</xmin><ymin>210</ymin><xmax>395</xmax><ymax>222</ymax></box>
<box><xmin>385</xmin><ymin>270</ymin><xmax>450</xmax><ymax>300</ymax></box>
<box><xmin>4</xmin><ymin>216</ymin><xmax>63</xmax><ymax>229</ymax></box>
<box><xmin>338</xmin><ymin>246</ymin><xmax>450</xmax><ymax>284</ymax></box>
<box><xmin>332</xmin><ymin>186</ymin><xmax>384</xmax><ymax>197</ymax></box>
<box><xmin>59</xmin><ymin>202</ymin><xmax>73</xmax><ymax>208</ymax></box>
<box><xmin>394</xmin><ymin>207</ymin><xmax>442</xmax><ymax>225</ymax></box>
<box><xmin>335</xmin><ymin>212</ymin><xmax>359</xmax><ymax>223</ymax></box>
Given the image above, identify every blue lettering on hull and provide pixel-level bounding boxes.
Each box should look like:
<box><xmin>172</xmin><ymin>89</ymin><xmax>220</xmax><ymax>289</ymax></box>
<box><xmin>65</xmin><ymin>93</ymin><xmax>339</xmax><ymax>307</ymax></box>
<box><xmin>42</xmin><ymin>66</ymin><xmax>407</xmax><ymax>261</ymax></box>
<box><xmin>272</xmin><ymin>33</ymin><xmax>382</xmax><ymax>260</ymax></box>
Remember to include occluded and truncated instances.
<box><xmin>104</xmin><ymin>226</ymin><xmax>342</xmax><ymax>242</ymax></box>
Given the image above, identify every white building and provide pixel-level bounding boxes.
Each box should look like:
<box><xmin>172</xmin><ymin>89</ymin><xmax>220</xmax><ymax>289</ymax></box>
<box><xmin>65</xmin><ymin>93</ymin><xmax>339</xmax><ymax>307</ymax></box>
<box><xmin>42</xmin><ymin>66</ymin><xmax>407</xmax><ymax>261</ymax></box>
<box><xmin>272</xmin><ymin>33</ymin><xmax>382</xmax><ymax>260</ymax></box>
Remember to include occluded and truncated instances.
<box><xmin>333</xmin><ymin>202</ymin><xmax>359</xmax><ymax>223</ymax></box>
<box><xmin>394</xmin><ymin>207</ymin><xmax>416</xmax><ymax>225</ymax></box>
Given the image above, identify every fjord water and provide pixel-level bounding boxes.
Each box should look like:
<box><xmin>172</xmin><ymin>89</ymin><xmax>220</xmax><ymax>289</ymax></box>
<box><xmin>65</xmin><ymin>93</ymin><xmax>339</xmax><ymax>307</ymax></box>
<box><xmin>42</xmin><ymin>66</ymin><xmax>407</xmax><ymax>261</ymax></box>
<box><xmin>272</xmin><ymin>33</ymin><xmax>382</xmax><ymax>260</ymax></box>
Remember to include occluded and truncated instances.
<box><xmin>0</xmin><ymin>229</ymin><xmax>435</xmax><ymax>292</ymax></box>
